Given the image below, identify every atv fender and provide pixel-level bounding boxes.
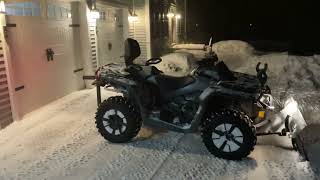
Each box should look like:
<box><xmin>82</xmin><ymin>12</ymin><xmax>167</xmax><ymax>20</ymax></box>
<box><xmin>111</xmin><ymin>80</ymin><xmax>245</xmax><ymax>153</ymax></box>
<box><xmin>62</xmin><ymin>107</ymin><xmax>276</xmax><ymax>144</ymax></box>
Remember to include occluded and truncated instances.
<box><xmin>190</xmin><ymin>86</ymin><xmax>256</xmax><ymax>132</ymax></box>
<box><xmin>188</xmin><ymin>88</ymin><xmax>215</xmax><ymax>132</ymax></box>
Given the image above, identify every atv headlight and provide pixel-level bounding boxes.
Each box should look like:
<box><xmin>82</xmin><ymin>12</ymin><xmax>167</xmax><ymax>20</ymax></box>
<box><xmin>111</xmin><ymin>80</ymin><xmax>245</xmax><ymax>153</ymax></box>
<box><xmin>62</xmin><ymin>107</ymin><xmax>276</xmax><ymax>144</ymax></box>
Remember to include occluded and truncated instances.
<box><xmin>283</xmin><ymin>98</ymin><xmax>299</xmax><ymax>115</ymax></box>
<box><xmin>257</xmin><ymin>94</ymin><xmax>275</xmax><ymax>110</ymax></box>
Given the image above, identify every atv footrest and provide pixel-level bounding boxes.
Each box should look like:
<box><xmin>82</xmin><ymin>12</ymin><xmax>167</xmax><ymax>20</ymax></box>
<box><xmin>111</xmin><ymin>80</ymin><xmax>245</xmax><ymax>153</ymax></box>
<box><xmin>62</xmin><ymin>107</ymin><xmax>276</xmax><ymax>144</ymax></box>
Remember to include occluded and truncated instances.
<box><xmin>256</xmin><ymin>132</ymin><xmax>285</xmax><ymax>136</ymax></box>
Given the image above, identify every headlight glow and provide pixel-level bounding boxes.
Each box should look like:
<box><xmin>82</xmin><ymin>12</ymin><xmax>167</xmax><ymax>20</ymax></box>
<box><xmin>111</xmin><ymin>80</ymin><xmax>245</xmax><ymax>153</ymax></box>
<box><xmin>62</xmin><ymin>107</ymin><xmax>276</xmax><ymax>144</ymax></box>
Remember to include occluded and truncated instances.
<box><xmin>284</xmin><ymin>98</ymin><xmax>299</xmax><ymax>115</ymax></box>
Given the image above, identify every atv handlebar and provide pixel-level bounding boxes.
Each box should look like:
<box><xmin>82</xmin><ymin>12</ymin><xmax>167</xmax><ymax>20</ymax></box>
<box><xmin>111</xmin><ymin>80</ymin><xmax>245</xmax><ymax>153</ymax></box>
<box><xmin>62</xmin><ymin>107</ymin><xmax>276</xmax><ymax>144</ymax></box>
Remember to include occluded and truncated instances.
<box><xmin>256</xmin><ymin>62</ymin><xmax>268</xmax><ymax>87</ymax></box>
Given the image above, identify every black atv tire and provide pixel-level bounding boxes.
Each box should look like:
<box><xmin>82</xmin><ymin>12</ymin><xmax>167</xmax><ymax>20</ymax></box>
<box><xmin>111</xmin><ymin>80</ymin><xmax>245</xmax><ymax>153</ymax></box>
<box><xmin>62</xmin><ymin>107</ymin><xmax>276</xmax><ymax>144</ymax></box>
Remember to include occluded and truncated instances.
<box><xmin>201</xmin><ymin>110</ymin><xmax>257</xmax><ymax>160</ymax></box>
<box><xmin>95</xmin><ymin>96</ymin><xmax>142</xmax><ymax>143</ymax></box>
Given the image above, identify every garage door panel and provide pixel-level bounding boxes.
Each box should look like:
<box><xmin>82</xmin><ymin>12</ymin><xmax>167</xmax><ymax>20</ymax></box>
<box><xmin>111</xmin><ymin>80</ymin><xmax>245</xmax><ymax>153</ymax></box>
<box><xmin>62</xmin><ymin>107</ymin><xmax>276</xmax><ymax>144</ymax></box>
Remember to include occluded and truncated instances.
<box><xmin>97</xmin><ymin>6</ymin><xmax>125</xmax><ymax>65</ymax></box>
<box><xmin>7</xmin><ymin>13</ymin><xmax>83</xmax><ymax>117</ymax></box>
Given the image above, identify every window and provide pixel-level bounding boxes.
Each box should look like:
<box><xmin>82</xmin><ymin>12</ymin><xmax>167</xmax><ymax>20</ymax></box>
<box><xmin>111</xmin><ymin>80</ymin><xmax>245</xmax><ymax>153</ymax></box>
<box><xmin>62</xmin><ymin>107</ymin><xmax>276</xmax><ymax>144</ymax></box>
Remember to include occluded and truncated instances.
<box><xmin>47</xmin><ymin>3</ymin><xmax>71</xmax><ymax>19</ymax></box>
<box><xmin>99</xmin><ymin>11</ymin><xmax>106</xmax><ymax>21</ymax></box>
<box><xmin>47</xmin><ymin>4</ymin><xmax>55</xmax><ymax>17</ymax></box>
<box><xmin>5</xmin><ymin>2</ymin><xmax>40</xmax><ymax>17</ymax></box>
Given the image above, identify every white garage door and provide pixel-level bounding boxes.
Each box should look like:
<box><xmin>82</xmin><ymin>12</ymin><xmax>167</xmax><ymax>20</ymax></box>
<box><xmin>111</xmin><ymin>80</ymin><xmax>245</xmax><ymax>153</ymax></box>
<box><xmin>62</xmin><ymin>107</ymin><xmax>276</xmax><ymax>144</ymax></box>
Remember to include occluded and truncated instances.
<box><xmin>5</xmin><ymin>1</ymin><xmax>84</xmax><ymax>117</ymax></box>
<box><xmin>96</xmin><ymin>5</ymin><xmax>126</xmax><ymax>66</ymax></box>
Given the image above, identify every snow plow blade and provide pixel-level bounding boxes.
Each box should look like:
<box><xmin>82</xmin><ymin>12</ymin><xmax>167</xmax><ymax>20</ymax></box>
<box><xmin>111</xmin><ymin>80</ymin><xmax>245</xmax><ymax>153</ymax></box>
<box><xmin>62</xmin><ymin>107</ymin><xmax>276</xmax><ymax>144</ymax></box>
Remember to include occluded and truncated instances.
<box><xmin>281</xmin><ymin>98</ymin><xmax>320</xmax><ymax>165</ymax></box>
<box><xmin>257</xmin><ymin>97</ymin><xmax>310</xmax><ymax>159</ymax></box>
<box><xmin>281</xmin><ymin>98</ymin><xmax>310</xmax><ymax>159</ymax></box>
<box><xmin>295</xmin><ymin>125</ymin><xmax>320</xmax><ymax>173</ymax></box>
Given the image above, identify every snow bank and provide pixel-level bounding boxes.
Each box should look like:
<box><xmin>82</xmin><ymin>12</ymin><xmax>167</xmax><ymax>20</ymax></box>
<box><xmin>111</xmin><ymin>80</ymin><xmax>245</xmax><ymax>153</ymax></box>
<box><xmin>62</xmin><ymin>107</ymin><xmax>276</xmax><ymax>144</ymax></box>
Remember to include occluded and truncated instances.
<box><xmin>211</xmin><ymin>41</ymin><xmax>320</xmax><ymax>91</ymax></box>
<box><xmin>170</xmin><ymin>40</ymin><xmax>320</xmax><ymax>91</ymax></box>
<box><xmin>172</xmin><ymin>44</ymin><xmax>206</xmax><ymax>50</ymax></box>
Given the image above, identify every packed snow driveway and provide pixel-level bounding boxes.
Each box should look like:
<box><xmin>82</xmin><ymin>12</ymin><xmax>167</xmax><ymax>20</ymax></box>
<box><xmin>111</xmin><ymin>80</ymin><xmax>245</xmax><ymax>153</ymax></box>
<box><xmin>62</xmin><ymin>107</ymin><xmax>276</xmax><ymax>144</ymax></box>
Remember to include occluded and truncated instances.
<box><xmin>0</xmin><ymin>89</ymin><xmax>318</xmax><ymax>180</ymax></box>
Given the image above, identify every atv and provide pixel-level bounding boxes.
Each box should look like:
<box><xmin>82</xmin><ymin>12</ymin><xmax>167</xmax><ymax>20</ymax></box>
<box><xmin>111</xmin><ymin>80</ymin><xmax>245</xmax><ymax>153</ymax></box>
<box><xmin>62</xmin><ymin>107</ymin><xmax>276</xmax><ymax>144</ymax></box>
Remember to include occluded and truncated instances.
<box><xmin>94</xmin><ymin>38</ymin><xmax>307</xmax><ymax>160</ymax></box>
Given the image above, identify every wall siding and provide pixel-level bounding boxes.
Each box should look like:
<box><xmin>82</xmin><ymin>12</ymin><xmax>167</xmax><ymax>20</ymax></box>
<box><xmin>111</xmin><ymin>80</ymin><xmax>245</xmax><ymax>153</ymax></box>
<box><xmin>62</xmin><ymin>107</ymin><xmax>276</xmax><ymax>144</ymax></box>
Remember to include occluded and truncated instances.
<box><xmin>128</xmin><ymin>0</ymin><xmax>150</xmax><ymax>63</ymax></box>
<box><xmin>0</xmin><ymin>29</ymin><xmax>13</xmax><ymax>129</ymax></box>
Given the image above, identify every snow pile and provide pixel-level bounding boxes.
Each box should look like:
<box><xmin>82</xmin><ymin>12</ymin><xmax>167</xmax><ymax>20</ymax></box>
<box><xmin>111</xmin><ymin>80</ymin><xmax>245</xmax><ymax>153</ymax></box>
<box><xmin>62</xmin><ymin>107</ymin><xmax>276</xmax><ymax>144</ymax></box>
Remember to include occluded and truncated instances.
<box><xmin>169</xmin><ymin>40</ymin><xmax>320</xmax><ymax>91</ymax></box>
<box><xmin>156</xmin><ymin>52</ymin><xmax>197</xmax><ymax>77</ymax></box>
<box><xmin>211</xmin><ymin>41</ymin><xmax>320</xmax><ymax>91</ymax></box>
<box><xmin>172</xmin><ymin>44</ymin><xmax>206</xmax><ymax>50</ymax></box>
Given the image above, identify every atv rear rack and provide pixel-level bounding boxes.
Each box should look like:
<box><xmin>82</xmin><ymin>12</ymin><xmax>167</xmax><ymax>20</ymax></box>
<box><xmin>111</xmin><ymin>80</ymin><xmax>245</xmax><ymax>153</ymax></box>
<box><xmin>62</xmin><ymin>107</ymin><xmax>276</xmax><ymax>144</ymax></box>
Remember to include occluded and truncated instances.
<box><xmin>83</xmin><ymin>75</ymin><xmax>102</xmax><ymax>106</ymax></box>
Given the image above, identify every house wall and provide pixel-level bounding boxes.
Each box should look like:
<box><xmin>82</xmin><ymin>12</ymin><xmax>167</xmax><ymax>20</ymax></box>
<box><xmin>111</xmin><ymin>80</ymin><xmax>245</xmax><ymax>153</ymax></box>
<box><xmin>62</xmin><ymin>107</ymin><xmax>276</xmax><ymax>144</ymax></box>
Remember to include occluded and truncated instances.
<box><xmin>96</xmin><ymin>3</ymin><xmax>127</xmax><ymax>66</ymax></box>
<box><xmin>4</xmin><ymin>0</ymin><xmax>85</xmax><ymax>119</ymax></box>
<box><xmin>0</xmin><ymin>0</ymin><xmax>152</xmax><ymax>127</ymax></box>
<box><xmin>0</xmin><ymin>13</ymin><xmax>15</xmax><ymax>129</ymax></box>
<box><xmin>82</xmin><ymin>0</ymin><xmax>151</xmax><ymax>76</ymax></box>
<box><xmin>128</xmin><ymin>0</ymin><xmax>151</xmax><ymax>63</ymax></box>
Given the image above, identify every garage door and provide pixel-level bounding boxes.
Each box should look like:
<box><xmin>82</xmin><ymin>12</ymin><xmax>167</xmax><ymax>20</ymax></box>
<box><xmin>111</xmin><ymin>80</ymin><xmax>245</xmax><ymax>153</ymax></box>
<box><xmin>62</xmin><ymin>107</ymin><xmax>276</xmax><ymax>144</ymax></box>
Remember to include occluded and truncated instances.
<box><xmin>5</xmin><ymin>1</ymin><xmax>84</xmax><ymax>117</ymax></box>
<box><xmin>0</xmin><ymin>30</ymin><xmax>13</xmax><ymax>129</ymax></box>
<box><xmin>96</xmin><ymin>5</ymin><xmax>126</xmax><ymax>66</ymax></box>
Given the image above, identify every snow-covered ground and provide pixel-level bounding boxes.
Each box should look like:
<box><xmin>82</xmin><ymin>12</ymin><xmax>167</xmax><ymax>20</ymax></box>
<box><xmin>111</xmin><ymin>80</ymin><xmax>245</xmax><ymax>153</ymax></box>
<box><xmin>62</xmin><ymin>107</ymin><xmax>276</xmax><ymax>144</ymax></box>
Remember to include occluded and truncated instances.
<box><xmin>0</xmin><ymin>89</ymin><xmax>318</xmax><ymax>180</ymax></box>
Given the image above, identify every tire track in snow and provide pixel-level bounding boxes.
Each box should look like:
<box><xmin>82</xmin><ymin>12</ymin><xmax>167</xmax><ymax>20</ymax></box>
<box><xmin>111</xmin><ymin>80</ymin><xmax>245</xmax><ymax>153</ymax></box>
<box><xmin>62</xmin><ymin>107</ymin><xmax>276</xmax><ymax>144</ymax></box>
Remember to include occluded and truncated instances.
<box><xmin>148</xmin><ymin>134</ymin><xmax>187</xmax><ymax>179</ymax></box>
<box><xmin>87</xmin><ymin>132</ymin><xmax>184</xmax><ymax>180</ymax></box>
<box><xmin>150</xmin><ymin>134</ymin><xmax>255</xmax><ymax>180</ymax></box>
<box><xmin>14</xmin><ymin>119</ymin><xmax>97</xmax><ymax>179</ymax></box>
<box><xmin>8</xmin><ymin>92</ymin><xmax>99</xmax><ymax>179</ymax></box>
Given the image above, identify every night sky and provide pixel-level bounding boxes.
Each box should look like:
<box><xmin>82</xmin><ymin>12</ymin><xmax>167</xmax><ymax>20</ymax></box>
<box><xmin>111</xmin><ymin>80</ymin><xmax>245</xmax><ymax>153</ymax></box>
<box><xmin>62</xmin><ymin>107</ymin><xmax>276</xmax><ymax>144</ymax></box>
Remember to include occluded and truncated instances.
<box><xmin>187</xmin><ymin>0</ymin><xmax>319</xmax><ymax>53</ymax></box>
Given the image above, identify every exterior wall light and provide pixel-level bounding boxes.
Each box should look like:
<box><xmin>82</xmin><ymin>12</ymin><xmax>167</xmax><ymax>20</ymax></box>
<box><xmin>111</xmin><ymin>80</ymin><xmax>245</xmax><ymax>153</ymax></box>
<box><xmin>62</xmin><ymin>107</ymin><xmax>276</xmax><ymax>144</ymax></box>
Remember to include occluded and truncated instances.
<box><xmin>128</xmin><ymin>13</ymin><xmax>138</xmax><ymax>22</ymax></box>
<box><xmin>167</xmin><ymin>12</ymin><xmax>175</xmax><ymax>18</ymax></box>
<box><xmin>128</xmin><ymin>0</ymin><xmax>138</xmax><ymax>22</ymax></box>
<box><xmin>88</xmin><ymin>10</ymin><xmax>100</xmax><ymax>19</ymax></box>
<box><xmin>175</xmin><ymin>14</ymin><xmax>181</xmax><ymax>20</ymax></box>
<box><xmin>0</xmin><ymin>1</ymin><xmax>5</xmax><ymax>14</ymax></box>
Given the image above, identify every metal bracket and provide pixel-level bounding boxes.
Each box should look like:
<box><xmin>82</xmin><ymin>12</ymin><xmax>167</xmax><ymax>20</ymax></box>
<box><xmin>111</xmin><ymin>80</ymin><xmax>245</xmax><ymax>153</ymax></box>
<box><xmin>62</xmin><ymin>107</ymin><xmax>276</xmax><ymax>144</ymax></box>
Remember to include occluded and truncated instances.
<box><xmin>69</xmin><ymin>24</ymin><xmax>80</xmax><ymax>27</ymax></box>
<box><xmin>5</xmin><ymin>24</ymin><xmax>16</xmax><ymax>27</ymax></box>
<box><xmin>46</xmin><ymin>48</ymin><xmax>55</xmax><ymax>61</ymax></box>
<box><xmin>46</xmin><ymin>48</ymin><xmax>54</xmax><ymax>61</ymax></box>
<box><xmin>73</xmin><ymin>68</ymin><xmax>84</xmax><ymax>73</ymax></box>
<box><xmin>15</xmin><ymin>86</ymin><xmax>25</xmax><ymax>92</ymax></box>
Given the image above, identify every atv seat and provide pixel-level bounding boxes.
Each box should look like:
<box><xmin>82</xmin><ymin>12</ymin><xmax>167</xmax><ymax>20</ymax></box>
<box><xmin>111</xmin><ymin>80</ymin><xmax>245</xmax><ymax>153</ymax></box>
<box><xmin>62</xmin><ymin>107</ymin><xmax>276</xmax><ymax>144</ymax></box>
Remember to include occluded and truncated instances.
<box><xmin>155</xmin><ymin>75</ymin><xmax>195</xmax><ymax>93</ymax></box>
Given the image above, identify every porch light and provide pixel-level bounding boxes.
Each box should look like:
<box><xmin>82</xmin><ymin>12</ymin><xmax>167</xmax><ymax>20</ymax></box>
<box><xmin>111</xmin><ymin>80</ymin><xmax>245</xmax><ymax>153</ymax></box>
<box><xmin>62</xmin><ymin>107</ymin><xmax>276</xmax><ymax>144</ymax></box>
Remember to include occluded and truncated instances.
<box><xmin>128</xmin><ymin>13</ymin><xmax>138</xmax><ymax>22</ymax></box>
<box><xmin>167</xmin><ymin>12</ymin><xmax>175</xmax><ymax>18</ymax></box>
<box><xmin>88</xmin><ymin>10</ymin><xmax>100</xmax><ymax>19</ymax></box>
<box><xmin>128</xmin><ymin>0</ymin><xmax>138</xmax><ymax>22</ymax></box>
<box><xmin>0</xmin><ymin>1</ymin><xmax>5</xmax><ymax>14</ymax></box>
<box><xmin>175</xmin><ymin>14</ymin><xmax>181</xmax><ymax>20</ymax></box>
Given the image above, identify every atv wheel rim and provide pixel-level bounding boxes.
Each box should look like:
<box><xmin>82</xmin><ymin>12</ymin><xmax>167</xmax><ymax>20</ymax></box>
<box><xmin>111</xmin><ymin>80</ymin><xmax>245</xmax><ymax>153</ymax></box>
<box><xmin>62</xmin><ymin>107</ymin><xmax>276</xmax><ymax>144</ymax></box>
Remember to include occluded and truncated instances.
<box><xmin>212</xmin><ymin>123</ymin><xmax>244</xmax><ymax>152</ymax></box>
<box><xmin>102</xmin><ymin>109</ymin><xmax>127</xmax><ymax>135</ymax></box>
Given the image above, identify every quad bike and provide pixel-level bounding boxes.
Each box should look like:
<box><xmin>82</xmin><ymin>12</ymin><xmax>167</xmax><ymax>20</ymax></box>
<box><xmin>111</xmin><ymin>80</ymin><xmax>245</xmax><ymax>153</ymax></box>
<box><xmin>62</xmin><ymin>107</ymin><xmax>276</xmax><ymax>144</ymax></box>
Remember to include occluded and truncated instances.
<box><xmin>94</xmin><ymin>38</ymin><xmax>307</xmax><ymax>160</ymax></box>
